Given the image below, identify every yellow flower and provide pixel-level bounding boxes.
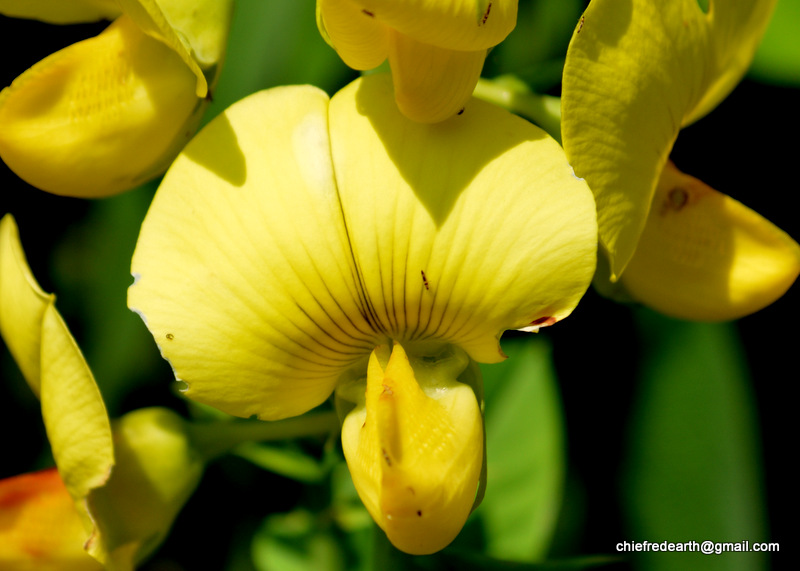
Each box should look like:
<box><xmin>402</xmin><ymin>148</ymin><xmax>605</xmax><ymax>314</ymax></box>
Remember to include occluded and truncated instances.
<box><xmin>316</xmin><ymin>0</ymin><xmax>518</xmax><ymax>123</ymax></box>
<box><xmin>0</xmin><ymin>0</ymin><xmax>233</xmax><ymax>197</ymax></box>
<box><xmin>0</xmin><ymin>214</ymin><xmax>204</xmax><ymax>571</ymax></box>
<box><xmin>128</xmin><ymin>73</ymin><xmax>597</xmax><ymax>553</ymax></box>
<box><xmin>561</xmin><ymin>0</ymin><xmax>800</xmax><ymax>320</ymax></box>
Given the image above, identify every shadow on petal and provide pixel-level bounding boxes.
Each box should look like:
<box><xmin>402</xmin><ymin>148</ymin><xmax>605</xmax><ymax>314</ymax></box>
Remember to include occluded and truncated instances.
<box><xmin>353</xmin><ymin>74</ymin><xmax>546</xmax><ymax>227</ymax></box>
<box><xmin>182</xmin><ymin>113</ymin><xmax>247</xmax><ymax>187</ymax></box>
<box><xmin>575</xmin><ymin>0</ymin><xmax>633</xmax><ymax>58</ymax></box>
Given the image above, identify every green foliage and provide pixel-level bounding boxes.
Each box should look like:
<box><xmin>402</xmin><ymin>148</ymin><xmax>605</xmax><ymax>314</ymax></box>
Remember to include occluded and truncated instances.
<box><xmin>477</xmin><ymin>336</ymin><xmax>565</xmax><ymax>561</ymax></box>
<box><xmin>750</xmin><ymin>0</ymin><xmax>800</xmax><ymax>85</ymax></box>
<box><xmin>484</xmin><ymin>0</ymin><xmax>585</xmax><ymax>91</ymax></box>
<box><xmin>624</xmin><ymin>310</ymin><xmax>768</xmax><ymax>571</ymax></box>
<box><xmin>204</xmin><ymin>0</ymin><xmax>354</xmax><ymax>122</ymax></box>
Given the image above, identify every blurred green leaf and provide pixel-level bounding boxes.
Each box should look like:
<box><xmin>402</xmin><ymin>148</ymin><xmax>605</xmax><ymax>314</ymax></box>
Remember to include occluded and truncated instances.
<box><xmin>234</xmin><ymin>441</ymin><xmax>329</xmax><ymax>483</ymax></box>
<box><xmin>750</xmin><ymin>0</ymin><xmax>800</xmax><ymax>85</ymax></box>
<box><xmin>443</xmin><ymin>552</ymin><xmax>625</xmax><ymax>570</ymax></box>
<box><xmin>252</xmin><ymin>510</ymin><xmax>345</xmax><ymax>571</ymax></box>
<box><xmin>484</xmin><ymin>0</ymin><xmax>584</xmax><ymax>91</ymax></box>
<box><xmin>475</xmin><ymin>335</ymin><xmax>565</xmax><ymax>561</ymax></box>
<box><xmin>330</xmin><ymin>461</ymin><xmax>372</xmax><ymax>533</ymax></box>
<box><xmin>623</xmin><ymin>309</ymin><xmax>768</xmax><ymax>571</ymax></box>
<box><xmin>206</xmin><ymin>0</ymin><xmax>355</xmax><ymax>123</ymax></box>
<box><xmin>52</xmin><ymin>184</ymin><xmax>162</xmax><ymax>414</ymax></box>
<box><xmin>371</xmin><ymin>533</ymin><xmax>623</xmax><ymax>571</ymax></box>
<box><xmin>249</xmin><ymin>462</ymin><xmax>375</xmax><ymax>571</ymax></box>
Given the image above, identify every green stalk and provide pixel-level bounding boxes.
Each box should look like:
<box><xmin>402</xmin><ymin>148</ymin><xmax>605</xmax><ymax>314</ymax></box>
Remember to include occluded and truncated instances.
<box><xmin>473</xmin><ymin>76</ymin><xmax>563</xmax><ymax>143</ymax></box>
<box><xmin>187</xmin><ymin>410</ymin><xmax>340</xmax><ymax>461</ymax></box>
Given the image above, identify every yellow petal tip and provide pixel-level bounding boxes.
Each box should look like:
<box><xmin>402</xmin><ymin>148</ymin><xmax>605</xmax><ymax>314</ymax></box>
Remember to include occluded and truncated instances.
<box><xmin>621</xmin><ymin>163</ymin><xmax>800</xmax><ymax>321</ymax></box>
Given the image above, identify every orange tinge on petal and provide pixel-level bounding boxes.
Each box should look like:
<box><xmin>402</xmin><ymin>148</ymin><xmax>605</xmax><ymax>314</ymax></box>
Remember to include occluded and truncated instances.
<box><xmin>0</xmin><ymin>468</ymin><xmax>102</xmax><ymax>571</ymax></box>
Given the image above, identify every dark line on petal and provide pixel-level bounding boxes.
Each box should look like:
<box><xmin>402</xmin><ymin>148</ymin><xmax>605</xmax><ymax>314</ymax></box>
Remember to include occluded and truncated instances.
<box><xmin>402</xmin><ymin>243</ymin><xmax>410</xmax><ymax>337</ymax></box>
<box><xmin>389</xmin><ymin>191</ymin><xmax>400</xmax><ymax>333</ymax></box>
<box><xmin>325</xmin><ymin>108</ymin><xmax>385</xmax><ymax>337</ymax></box>
<box><xmin>294</xmin><ymin>303</ymin><xmax>375</xmax><ymax>356</ymax></box>
<box><xmin>295</xmin><ymin>237</ymin><xmax>382</xmax><ymax>343</ymax></box>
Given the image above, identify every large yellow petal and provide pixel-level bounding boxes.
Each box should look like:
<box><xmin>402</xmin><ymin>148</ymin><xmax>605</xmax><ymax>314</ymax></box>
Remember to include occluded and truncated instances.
<box><xmin>329</xmin><ymin>74</ymin><xmax>597</xmax><ymax>363</ymax></box>
<box><xmin>354</xmin><ymin>0</ymin><xmax>517</xmax><ymax>51</ymax></box>
<box><xmin>0</xmin><ymin>469</ymin><xmax>103</xmax><ymax>571</ymax></box>
<box><xmin>340</xmin><ymin>343</ymin><xmax>483</xmax><ymax>555</ymax></box>
<box><xmin>0</xmin><ymin>0</ymin><xmax>119</xmax><ymax>23</ymax></box>
<box><xmin>318</xmin><ymin>0</ymin><xmax>390</xmax><ymax>70</ymax></box>
<box><xmin>562</xmin><ymin>0</ymin><xmax>776</xmax><ymax>279</ymax></box>
<box><xmin>620</xmin><ymin>163</ymin><xmax>800</xmax><ymax>321</ymax></box>
<box><xmin>130</xmin><ymin>75</ymin><xmax>597</xmax><ymax>419</ymax></box>
<box><xmin>129</xmin><ymin>86</ymin><xmax>376</xmax><ymax>421</ymax></box>
<box><xmin>388</xmin><ymin>30</ymin><xmax>486</xmax><ymax>123</ymax></box>
<box><xmin>0</xmin><ymin>15</ymin><xmax>203</xmax><ymax>197</ymax></box>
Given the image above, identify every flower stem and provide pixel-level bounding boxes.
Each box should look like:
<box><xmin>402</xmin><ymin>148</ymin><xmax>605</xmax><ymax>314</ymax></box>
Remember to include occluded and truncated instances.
<box><xmin>187</xmin><ymin>411</ymin><xmax>340</xmax><ymax>461</ymax></box>
<box><xmin>473</xmin><ymin>76</ymin><xmax>563</xmax><ymax>143</ymax></box>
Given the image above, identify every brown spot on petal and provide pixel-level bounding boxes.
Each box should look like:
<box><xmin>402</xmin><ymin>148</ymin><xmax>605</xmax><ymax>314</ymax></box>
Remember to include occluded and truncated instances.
<box><xmin>381</xmin><ymin>383</ymin><xmax>393</xmax><ymax>396</ymax></box>
<box><xmin>382</xmin><ymin>447</ymin><xmax>392</xmax><ymax>466</ymax></box>
<box><xmin>417</xmin><ymin>510</ymin><xmax>423</xmax><ymax>517</ymax></box>
<box><xmin>457</xmin><ymin>107</ymin><xmax>465</xmax><ymax>115</ymax></box>
<box><xmin>530</xmin><ymin>316</ymin><xmax>557</xmax><ymax>327</ymax></box>
<box><xmin>668</xmin><ymin>187</ymin><xmax>689</xmax><ymax>211</ymax></box>
<box><xmin>577</xmin><ymin>15</ymin><xmax>584</xmax><ymax>33</ymax></box>
<box><xmin>481</xmin><ymin>3</ymin><xmax>492</xmax><ymax>25</ymax></box>
<box><xmin>362</xmin><ymin>9</ymin><xmax>374</xmax><ymax>17</ymax></box>
<box><xmin>166</xmin><ymin>333</ymin><xmax>174</xmax><ymax>340</ymax></box>
<box><xmin>421</xmin><ymin>270</ymin><xmax>430</xmax><ymax>290</ymax></box>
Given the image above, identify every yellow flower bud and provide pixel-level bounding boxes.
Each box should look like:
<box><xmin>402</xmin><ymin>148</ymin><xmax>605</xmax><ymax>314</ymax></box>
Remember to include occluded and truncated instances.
<box><xmin>87</xmin><ymin>408</ymin><xmax>205</xmax><ymax>568</ymax></box>
<box><xmin>339</xmin><ymin>343</ymin><xmax>484</xmax><ymax>554</ymax></box>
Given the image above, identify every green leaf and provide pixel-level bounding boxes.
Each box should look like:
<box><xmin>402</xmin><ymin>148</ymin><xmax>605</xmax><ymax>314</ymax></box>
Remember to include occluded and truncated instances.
<box><xmin>750</xmin><ymin>0</ymin><xmax>800</xmax><ymax>85</ymax></box>
<box><xmin>442</xmin><ymin>552</ymin><xmax>625</xmax><ymax>570</ymax></box>
<box><xmin>330</xmin><ymin>461</ymin><xmax>372</xmax><ymax>534</ymax></box>
<box><xmin>251</xmin><ymin>510</ymin><xmax>345</xmax><ymax>571</ymax></box>
<box><xmin>205</xmin><ymin>0</ymin><xmax>354</xmax><ymax>123</ymax></box>
<box><xmin>474</xmin><ymin>335</ymin><xmax>565</xmax><ymax>561</ymax></box>
<box><xmin>623</xmin><ymin>309</ymin><xmax>768</xmax><ymax>571</ymax></box>
<box><xmin>483</xmin><ymin>0</ymin><xmax>584</xmax><ymax>91</ymax></box>
<box><xmin>51</xmin><ymin>185</ymin><xmax>159</xmax><ymax>414</ymax></box>
<box><xmin>233</xmin><ymin>441</ymin><xmax>328</xmax><ymax>483</ymax></box>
